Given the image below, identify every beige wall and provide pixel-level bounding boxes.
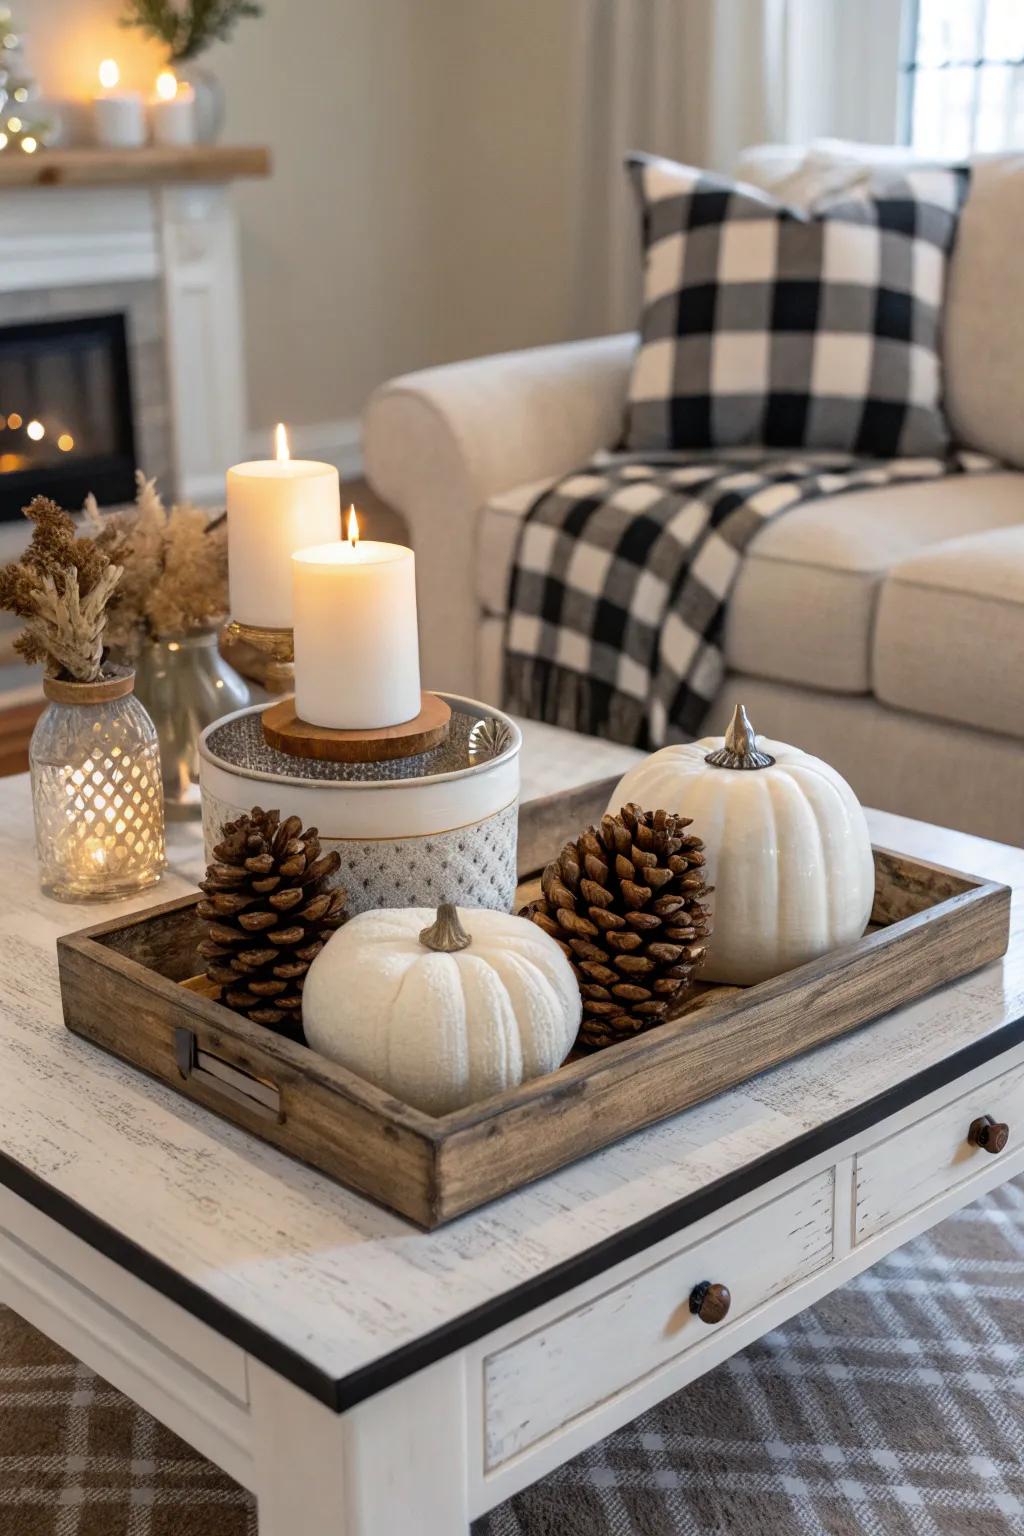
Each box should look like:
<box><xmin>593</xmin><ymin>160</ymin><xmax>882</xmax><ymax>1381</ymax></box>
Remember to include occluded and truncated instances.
<box><xmin>27</xmin><ymin>0</ymin><xmax>586</xmax><ymax>439</ymax></box>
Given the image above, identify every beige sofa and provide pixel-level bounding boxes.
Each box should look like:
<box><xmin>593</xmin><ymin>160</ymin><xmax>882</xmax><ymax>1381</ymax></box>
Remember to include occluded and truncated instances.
<box><xmin>364</xmin><ymin>147</ymin><xmax>1024</xmax><ymax>846</ymax></box>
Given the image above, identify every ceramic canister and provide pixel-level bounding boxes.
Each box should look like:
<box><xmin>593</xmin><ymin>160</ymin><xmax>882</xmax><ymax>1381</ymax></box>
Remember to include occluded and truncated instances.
<box><xmin>198</xmin><ymin>695</ymin><xmax>522</xmax><ymax>914</ymax></box>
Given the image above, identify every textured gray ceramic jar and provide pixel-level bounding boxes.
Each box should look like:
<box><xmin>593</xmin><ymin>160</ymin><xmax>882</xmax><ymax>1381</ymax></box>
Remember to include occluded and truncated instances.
<box><xmin>198</xmin><ymin>695</ymin><xmax>521</xmax><ymax>914</ymax></box>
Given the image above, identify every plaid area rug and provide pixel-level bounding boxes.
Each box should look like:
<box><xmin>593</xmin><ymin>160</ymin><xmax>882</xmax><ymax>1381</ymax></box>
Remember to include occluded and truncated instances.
<box><xmin>2</xmin><ymin>1177</ymin><xmax>1022</xmax><ymax>1536</ymax></box>
<box><xmin>504</xmin><ymin>449</ymin><xmax>992</xmax><ymax>746</ymax></box>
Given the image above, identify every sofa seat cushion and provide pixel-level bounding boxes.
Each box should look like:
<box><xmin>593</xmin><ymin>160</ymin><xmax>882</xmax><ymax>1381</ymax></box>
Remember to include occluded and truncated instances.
<box><xmin>478</xmin><ymin>469</ymin><xmax>1024</xmax><ymax>695</ymax></box>
<box><xmin>874</xmin><ymin>523</ymin><xmax>1024</xmax><ymax>740</ymax></box>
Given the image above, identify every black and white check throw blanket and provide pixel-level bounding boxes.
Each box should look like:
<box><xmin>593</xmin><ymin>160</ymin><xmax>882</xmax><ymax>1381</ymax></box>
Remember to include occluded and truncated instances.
<box><xmin>505</xmin><ymin>449</ymin><xmax>992</xmax><ymax>747</ymax></box>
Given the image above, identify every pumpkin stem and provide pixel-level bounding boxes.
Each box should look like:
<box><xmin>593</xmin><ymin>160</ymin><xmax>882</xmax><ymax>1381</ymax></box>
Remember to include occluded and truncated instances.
<box><xmin>419</xmin><ymin>903</ymin><xmax>472</xmax><ymax>953</ymax></box>
<box><xmin>704</xmin><ymin>703</ymin><xmax>776</xmax><ymax>771</ymax></box>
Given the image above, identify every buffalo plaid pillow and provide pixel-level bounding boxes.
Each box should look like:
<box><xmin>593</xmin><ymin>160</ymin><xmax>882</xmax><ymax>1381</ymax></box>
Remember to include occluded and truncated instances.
<box><xmin>625</xmin><ymin>154</ymin><xmax>968</xmax><ymax>457</ymax></box>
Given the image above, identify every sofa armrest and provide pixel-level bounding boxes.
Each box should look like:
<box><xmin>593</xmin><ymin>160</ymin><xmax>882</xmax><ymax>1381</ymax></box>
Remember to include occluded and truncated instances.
<box><xmin>362</xmin><ymin>333</ymin><xmax>635</xmax><ymax>699</ymax></box>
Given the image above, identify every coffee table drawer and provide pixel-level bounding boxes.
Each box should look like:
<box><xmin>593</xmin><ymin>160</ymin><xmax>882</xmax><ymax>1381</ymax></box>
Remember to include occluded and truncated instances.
<box><xmin>855</xmin><ymin>1060</ymin><xmax>1024</xmax><ymax>1244</ymax></box>
<box><xmin>484</xmin><ymin>1169</ymin><xmax>834</xmax><ymax>1468</ymax></box>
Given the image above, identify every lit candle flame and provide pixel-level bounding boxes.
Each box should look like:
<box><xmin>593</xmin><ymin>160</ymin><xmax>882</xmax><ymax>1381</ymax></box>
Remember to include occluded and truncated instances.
<box><xmin>98</xmin><ymin>58</ymin><xmax>120</xmax><ymax>90</ymax></box>
<box><xmin>274</xmin><ymin>422</ymin><xmax>290</xmax><ymax>463</ymax></box>
<box><xmin>347</xmin><ymin>504</ymin><xmax>360</xmax><ymax>548</ymax></box>
<box><xmin>155</xmin><ymin>69</ymin><xmax>178</xmax><ymax>101</ymax></box>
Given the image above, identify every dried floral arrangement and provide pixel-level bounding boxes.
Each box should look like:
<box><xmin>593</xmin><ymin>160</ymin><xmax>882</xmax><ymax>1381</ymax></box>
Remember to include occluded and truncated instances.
<box><xmin>84</xmin><ymin>473</ymin><xmax>229</xmax><ymax>659</ymax></box>
<box><xmin>0</xmin><ymin>498</ymin><xmax>123</xmax><ymax>683</ymax></box>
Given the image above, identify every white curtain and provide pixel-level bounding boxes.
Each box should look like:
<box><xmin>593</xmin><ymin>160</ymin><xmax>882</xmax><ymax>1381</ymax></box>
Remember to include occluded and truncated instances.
<box><xmin>567</xmin><ymin>0</ymin><xmax>903</xmax><ymax>335</ymax></box>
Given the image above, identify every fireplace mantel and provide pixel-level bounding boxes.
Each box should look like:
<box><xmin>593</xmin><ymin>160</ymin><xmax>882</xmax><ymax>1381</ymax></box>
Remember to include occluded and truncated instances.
<box><xmin>1</xmin><ymin>147</ymin><xmax>271</xmax><ymax>506</ymax></box>
<box><xmin>0</xmin><ymin>145</ymin><xmax>270</xmax><ymax>191</ymax></box>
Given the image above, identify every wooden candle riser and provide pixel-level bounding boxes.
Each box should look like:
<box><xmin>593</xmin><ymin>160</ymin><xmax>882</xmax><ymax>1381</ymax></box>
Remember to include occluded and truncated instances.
<box><xmin>261</xmin><ymin>692</ymin><xmax>452</xmax><ymax>764</ymax></box>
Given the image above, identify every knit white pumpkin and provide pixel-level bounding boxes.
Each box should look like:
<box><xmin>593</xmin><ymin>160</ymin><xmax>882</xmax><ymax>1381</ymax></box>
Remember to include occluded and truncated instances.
<box><xmin>608</xmin><ymin>705</ymin><xmax>874</xmax><ymax>986</ymax></box>
<box><xmin>302</xmin><ymin>904</ymin><xmax>581</xmax><ymax>1116</ymax></box>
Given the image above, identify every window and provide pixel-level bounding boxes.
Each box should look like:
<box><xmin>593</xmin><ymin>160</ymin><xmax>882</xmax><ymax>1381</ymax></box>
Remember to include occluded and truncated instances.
<box><xmin>900</xmin><ymin>0</ymin><xmax>1024</xmax><ymax>155</ymax></box>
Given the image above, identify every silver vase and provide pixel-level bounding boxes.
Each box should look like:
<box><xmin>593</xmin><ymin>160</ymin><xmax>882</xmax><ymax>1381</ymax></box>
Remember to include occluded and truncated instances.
<box><xmin>134</xmin><ymin>630</ymin><xmax>251</xmax><ymax>820</ymax></box>
<box><xmin>175</xmin><ymin>61</ymin><xmax>225</xmax><ymax>143</ymax></box>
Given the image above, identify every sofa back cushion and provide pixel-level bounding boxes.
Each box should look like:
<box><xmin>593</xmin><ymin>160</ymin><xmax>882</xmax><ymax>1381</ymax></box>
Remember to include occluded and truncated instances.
<box><xmin>943</xmin><ymin>155</ymin><xmax>1024</xmax><ymax>469</ymax></box>
<box><xmin>625</xmin><ymin>153</ymin><xmax>967</xmax><ymax>458</ymax></box>
<box><xmin>737</xmin><ymin>142</ymin><xmax>1024</xmax><ymax>467</ymax></box>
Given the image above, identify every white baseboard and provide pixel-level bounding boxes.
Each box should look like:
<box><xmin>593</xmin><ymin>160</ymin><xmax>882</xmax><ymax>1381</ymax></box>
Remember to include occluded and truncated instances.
<box><xmin>244</xmin><ymin>418</ymin><xmax>363</xmax><ymax>481</ymax></box>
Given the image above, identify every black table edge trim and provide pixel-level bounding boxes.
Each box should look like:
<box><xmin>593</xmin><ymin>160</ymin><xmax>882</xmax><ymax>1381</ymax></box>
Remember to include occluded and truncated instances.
<box><xmin>1</xmin><ymin>1013</ymin><xmax>1022</xmax><ymax>1414</ymax></box>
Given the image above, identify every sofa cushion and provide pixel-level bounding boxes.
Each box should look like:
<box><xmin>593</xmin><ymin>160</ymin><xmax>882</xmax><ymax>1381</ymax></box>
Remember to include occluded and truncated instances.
<box><xmin>874</xmin><ymin>522</ymin><xmax>1024</xmax><ymax>740</ymax></box>
<box><xmin>624</xmin><ymin>153</ymin><xmax>967</xmax><ymax>457</ymax></box>
<box><xmin>736</xmin><ymin>142</ymin><xmax>1024</xmax><ymax>467</ymax></box>
<box><xmin>944</xmin><ymin>156</ymin><xmax>1024</xmax><ymax>470</ymax></box>
<box><xmin>478</xmin><ymin>471</ymin><xmax>1024</xmax><ymax>696</ymax></box>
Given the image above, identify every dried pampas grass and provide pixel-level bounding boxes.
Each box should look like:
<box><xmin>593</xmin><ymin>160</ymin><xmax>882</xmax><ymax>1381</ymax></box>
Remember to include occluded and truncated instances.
<box><xmin>84</xmin><ymin>473</ymin><xmax>228</xmax><ymax>658</ymax></box>
<box><xmin>0</xmin><ymin>498</ymin><xmax>123</xmax><ymax>682</ymax></box>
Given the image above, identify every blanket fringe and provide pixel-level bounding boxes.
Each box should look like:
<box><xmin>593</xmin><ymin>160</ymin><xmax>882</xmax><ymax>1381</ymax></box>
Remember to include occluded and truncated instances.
<box><xmin>504</xmin><ymin>653</ymin><xmax>649</xmax><ymax>749</ymax></box>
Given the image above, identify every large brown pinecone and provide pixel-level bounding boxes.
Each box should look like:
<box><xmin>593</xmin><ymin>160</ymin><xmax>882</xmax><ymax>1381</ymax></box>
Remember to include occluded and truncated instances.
<box><xmin>197</xmin><ymin>807</ymin><xmax>348</xmax><ymax>1041</ymax></box>
<box><xmin>520</xmin><ymin>803</ymin><xmax>711</xmax><ymax>1050</ymax></box>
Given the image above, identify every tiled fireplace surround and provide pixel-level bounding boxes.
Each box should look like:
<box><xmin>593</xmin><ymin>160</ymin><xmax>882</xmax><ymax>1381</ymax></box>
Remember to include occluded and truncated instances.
<box><xmin>1</xmin><ymin>181</ymin><xmax>247</xmax><ymax>532</ymax></box>
<box><xmin>0</xmin><ymin>177</ymin><xmax>249</xmax><ymax>677</ymax></box>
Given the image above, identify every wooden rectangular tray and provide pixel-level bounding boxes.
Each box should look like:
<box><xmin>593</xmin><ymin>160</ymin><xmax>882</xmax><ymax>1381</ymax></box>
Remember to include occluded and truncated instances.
<box><xmin>57</xmin><ymin>778</ymin><xmax>1011</xmax><ymax>1228</ymax></box>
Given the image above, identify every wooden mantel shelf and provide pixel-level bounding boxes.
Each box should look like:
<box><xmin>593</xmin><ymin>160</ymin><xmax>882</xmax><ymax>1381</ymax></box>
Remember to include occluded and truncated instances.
<box><xmin>0</xmin><ymin>145</ymin><xmax>271</xmax><ymax>190</ymax></box>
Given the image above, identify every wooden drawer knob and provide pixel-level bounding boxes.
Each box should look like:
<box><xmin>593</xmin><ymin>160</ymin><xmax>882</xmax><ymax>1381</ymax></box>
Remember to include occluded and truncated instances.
<box><xmin>968</xmin><ymin>1114</ymin><xmax>1010</xmax><ymax>1154</ymax></box>
<box><xmin>689</xmin><ymin>1280</ymin><xmax>731</xmax><ymax>1325</ymax></box>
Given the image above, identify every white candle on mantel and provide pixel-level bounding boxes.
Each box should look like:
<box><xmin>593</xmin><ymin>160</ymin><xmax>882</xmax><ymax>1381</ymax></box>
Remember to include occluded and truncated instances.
<box><xmin>92</xmin><ymin>59</ymin><xmax>147</xmax><ymax>149</ymax></box>
<box><xmin>293</xmin><ymin>507</ymin><xmax>422</xmax><ymax>730</ymax></box>
<box><xmin>227</xmin><ymin>424</ymin><xmax>341</xmax><ymax>629</ymax></box>
<box><xmin>150</xmin><ymin>70</ymin><xmax>197</xmax><ymax>147</ymax></box>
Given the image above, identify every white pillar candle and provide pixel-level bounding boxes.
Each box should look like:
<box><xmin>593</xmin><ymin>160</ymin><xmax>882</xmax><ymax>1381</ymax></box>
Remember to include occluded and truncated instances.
<box><xmin>293</xmin><ymin>514</ymin><xmax>422</xmax><ymax>730</ymax></box>
<box><xmin>227</xmin><ymin>425</ymin><xmax>341</xmax><ymax>628</ymax></box>
<box><xmin>93</xmin><ymin>60</ymin><xmax>146</xmax><ymax>149</ymax></box>
<box><xmin>151</xmin><ymin>71</ymin><xmax>197</xmax><ymax>147</ymax></box>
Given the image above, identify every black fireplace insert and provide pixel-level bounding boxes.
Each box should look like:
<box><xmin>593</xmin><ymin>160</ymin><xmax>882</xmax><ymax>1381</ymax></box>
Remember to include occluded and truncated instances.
<box><xmin>0</xmin><ymin>313</ymin><xmax>137</xmax><ymax>522</ymax></box>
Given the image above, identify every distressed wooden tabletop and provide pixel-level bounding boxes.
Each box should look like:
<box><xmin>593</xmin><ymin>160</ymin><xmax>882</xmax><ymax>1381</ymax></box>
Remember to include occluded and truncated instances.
<box><xmin>0</xmin><ymin>723</ymin><xmax>1020</xmax><ymax>1388</ymax></box>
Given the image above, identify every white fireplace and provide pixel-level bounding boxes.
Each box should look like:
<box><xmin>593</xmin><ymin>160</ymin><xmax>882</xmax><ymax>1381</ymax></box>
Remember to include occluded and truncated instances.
<box><xmin>0</xmin><ymin>163</ymin><xmax>261</xmax><ymax>518</ymax></box>
<box><xmin>0</xmin><ymin>149</ymin><xmax>268</xmax><ymax>688</ymax></box>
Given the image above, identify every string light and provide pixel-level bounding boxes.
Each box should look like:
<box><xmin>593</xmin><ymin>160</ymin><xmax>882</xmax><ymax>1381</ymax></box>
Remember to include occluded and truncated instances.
<box><xmin>98</xmin><ymin>58</ymin><xmax>120</xmax><ymax>90</ymax></box>
<box><xmin>57</xmin><ymin>434</ymin><xmax>75</xmax><ymax>453</ymax></box>
<box><xmin>7</xmin><ymin>413</ymin><xmax>22</xmax><ymax>430</ymax></box>
<box><xmin>26</xmin><ymin>420</ymin><xmax>45</xmax><ymax>441</ymax></box>
<box><xmin>0</xmin><ymin>20</ymin><xmax>54</xmax><ymax>154</ymax></box>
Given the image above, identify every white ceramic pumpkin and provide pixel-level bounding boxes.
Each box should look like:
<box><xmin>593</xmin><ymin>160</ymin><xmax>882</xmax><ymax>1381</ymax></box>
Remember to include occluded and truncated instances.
<box><xmin>607</xmin><ymin>705</ymin><xmax>874</xmax><ymax>985</ymax></box>
<box><xmin>302</xmin><ymin>903</ymin><xmax>581</xmax><ymax>1116</ymax></box>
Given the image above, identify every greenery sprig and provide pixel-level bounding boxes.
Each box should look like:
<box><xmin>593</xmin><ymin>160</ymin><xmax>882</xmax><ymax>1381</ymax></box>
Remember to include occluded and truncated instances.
<box><xmin>120</xmin><ymin>0</ymin><xmax>262</xmax><ymax>62</ymax></box>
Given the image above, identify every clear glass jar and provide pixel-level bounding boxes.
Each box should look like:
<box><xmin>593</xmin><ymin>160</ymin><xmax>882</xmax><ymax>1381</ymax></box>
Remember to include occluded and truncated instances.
<box><xmin>29</xmin><ymin>672</ymin><xmax>166</xmax><ymax>901</ymax></box>
<box><xmin>133</xmin><ymin>628</ymin><xmax>251</xmax><ymax>820</ymax></box>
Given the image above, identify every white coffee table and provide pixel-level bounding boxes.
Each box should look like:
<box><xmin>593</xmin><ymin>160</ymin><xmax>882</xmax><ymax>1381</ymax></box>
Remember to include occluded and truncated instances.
<box><xmin>0</xmin><ymin>721</ymin><xmax>1021</xmax><ymax>1535</ymax></box>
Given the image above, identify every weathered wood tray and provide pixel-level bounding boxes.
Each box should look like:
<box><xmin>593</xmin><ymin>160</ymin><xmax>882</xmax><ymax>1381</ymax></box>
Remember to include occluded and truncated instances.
<box><xmin>57</xmin><ymin>777</ymin><xmax>1011</xmax><ymax>1228</ymax></box>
